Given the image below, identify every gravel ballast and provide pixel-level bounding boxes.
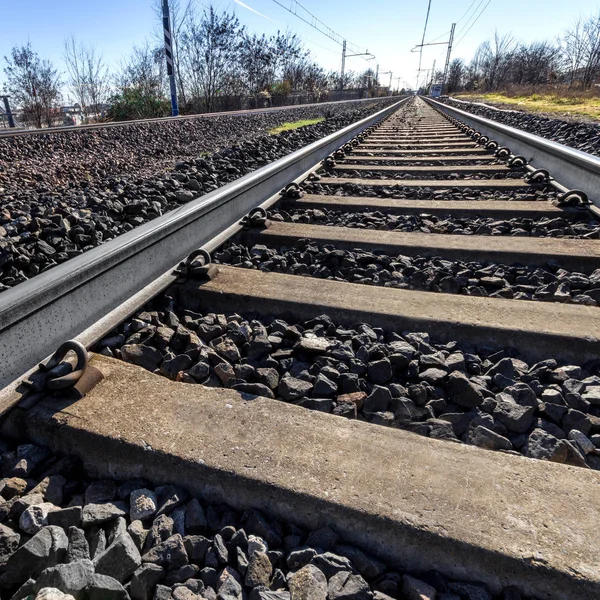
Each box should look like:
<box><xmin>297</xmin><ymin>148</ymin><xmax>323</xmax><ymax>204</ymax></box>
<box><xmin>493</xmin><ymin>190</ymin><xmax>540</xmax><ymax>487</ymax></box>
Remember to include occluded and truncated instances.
<box><xmin>302</xmin><ymin>180</ymin><xmax>554</xmax><ymax>202</ymax></box>
<box><xmin>272</xmin><ymin>207</ymin><xmax>600</xmax><ymax>238</ymax></box>
<box><xmin>441</xmin><ymin>97</ymin><xmax>600</xmax><ymax>157</ymax></box>
<box><xmin>0</xmin><ymin>100</ymin><xmax>394</xmax><ymax>196</ymax></box>
<box><xmin>96</xmin><ymin>291</ymin><xmax>600</xmax><ymax>472</ymax></box>
<box><xmin>0</xmin><ymin>100</ymin><xmax>395</xmax><ymax>292</ymax></box>
<box><xmin>213</xmin><ymin>241</ymin><xmax>600</xmax><ymax>306</ymax></box>
<box><xmin>0</xmin><ymin>435</ymin><xmax>540</xmax><ymax>600</ymax></box>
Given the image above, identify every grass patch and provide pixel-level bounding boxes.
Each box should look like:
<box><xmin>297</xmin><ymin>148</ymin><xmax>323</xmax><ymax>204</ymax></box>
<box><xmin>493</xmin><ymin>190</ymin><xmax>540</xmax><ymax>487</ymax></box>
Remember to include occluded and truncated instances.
<box><xmin>455</xmin><ymin>89</ymin><xmax>600</xmax><ymax>121</ymax></box>
<box><xmin>269</xmin><ymin>117</ymin><xmax>325</xmax><ymax>135</ymax></box>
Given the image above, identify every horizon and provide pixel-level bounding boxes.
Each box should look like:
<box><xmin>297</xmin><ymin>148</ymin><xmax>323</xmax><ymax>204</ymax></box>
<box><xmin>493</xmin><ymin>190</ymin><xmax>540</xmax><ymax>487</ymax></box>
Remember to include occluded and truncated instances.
<box><xmin>1</xmin><ymin>0</ymin><xmax>598</xmax><ymax>104</ymax></box>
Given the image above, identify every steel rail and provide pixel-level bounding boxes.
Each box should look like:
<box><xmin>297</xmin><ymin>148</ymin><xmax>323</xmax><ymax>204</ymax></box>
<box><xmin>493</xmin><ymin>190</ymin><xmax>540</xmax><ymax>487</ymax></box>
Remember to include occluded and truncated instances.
<box><xmin>424</xmin><ymin>97</ymin><xmax>600</xmax><ymax>208</ymax></box>
<box><xmin>0</xmin><ymin>98</ymin><xmax>407</xmax><ymax>390</ymax></box>
<box><xmin>0</xmin><ymin>96</ymin><xmax>398</xmax><ymax>138</ymax></box>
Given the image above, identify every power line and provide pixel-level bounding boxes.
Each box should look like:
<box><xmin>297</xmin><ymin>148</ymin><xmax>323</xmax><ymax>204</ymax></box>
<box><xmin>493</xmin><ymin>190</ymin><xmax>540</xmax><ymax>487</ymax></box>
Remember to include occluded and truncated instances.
<box><xmin>455</xmin><ymin>0</ymin><xmax>479</xmax><ymax>25</ymax></box>
<box><xmin>425</xmin><ymin>30</ymin><xmax>451</xmax><ymax>45</ymax></box>
<box><xmin>454</xmin><ymin>0</ymin><xmax>492</xmax><ymax>47</ymax></box>
<box><xmin>416</xmin><ymin>0</ymin><xmax>433</xmax><ymax>89</ymax></box>
<box><xmin>454</xmin><ymin>0</ymin><xmax>485</xmax><ymax>39</ymax></box>
<box><xmin>270</xmin><ymin>0</ymin><xmax>368</xmax><ymax>55</ymax></box>
<box><xmin>424</xmin><ymin>0</ymin><xmax>478</xmax><ymax>46</ymax></box>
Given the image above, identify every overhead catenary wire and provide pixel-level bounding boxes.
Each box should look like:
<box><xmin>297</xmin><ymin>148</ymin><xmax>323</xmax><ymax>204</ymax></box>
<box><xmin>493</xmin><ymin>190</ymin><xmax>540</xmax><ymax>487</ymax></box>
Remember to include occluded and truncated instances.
<box><xmin>455</xmin><ymin>0</ymin><xmax>480</xmax><ymax>25</ymax></box>
<box><xmin>454</xmin><ymin>0</ymin><xmax>485</xmax><ymax>38</ymax></box>
<box><xmin>416</xmin><ymin>0</ymin><xmax>434</xmax><ymax>89</ymax></box>
<box><xmin>454</xmin><ymin>0</ymin><xmax>493</xmax><ymax>47</ymax></box>
<box><xmin>270</xmin><ymin>0</ymin><xmax>369</xmax><ymax>55</ymax></box>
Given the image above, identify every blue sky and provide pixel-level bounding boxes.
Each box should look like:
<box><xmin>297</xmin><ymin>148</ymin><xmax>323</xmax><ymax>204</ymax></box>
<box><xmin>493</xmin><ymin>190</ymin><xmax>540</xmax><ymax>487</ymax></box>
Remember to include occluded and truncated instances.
<box><xmin>1</xmin><ymin>0</ymin><xmax>598</xmax><ymax>98</ymax></box>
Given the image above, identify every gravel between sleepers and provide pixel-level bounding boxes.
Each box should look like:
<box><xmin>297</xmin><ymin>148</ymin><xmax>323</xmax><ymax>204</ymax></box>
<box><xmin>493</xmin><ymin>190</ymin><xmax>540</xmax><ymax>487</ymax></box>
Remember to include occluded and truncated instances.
<box><xmin>0</xmin><ymin>434</ymin><xmax>538</xmax><ymax>600</ymax></box>
<box><xmin>213</xmin><ymin>241</ymin><xmax>600</xmax><ymax>306</ymax></box>
<box><xmin>301</xmin><ymin>181</ymin><xmax>555</xmax><ymax>202</ymax></box>
<box><xmin>272</xmin><ymin>207</ymin><xmax>600</xmax><ymax>239</ymax></box>
<box><xmin>326</xmin><ymin>170</ymin><xmax>526</xmax><ymax>180</ymax></box>
<box><xmin>96</xmin><ymin>291</ymin><xmax>600</xmax><ymax>473</ymax></box>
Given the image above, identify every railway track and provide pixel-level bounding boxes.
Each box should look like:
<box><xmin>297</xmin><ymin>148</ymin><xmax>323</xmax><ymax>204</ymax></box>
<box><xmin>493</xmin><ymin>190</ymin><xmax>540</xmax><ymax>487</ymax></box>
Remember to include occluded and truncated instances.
<box><xmin>1</xmin><ymin>96</ymin><xmax>600</xmax><ymax>599</ymax></box>
<box><xmin>0</xmin><ymin>97</ymin><xmax>385</xmax><ymax>138</ymax></box>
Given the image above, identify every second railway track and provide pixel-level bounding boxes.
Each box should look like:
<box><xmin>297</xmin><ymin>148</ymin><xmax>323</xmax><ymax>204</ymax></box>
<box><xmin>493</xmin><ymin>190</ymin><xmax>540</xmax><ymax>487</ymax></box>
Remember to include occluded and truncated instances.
<box><xmin>1</xmin><ymin>96</ymin><xmax>600</xmax><ymax>599</ymax></box>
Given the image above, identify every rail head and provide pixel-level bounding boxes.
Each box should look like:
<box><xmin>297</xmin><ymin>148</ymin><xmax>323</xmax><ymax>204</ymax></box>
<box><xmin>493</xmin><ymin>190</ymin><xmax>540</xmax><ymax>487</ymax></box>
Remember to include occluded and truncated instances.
<box><xmin>0</xmin><ymin>97</ymin><xmax>408</xmax><ymax>391</ymax></box>
<box><xmin>424</xmin><ymin>96</ymin><xmax>600</xmax><ymax>209</ymax></box>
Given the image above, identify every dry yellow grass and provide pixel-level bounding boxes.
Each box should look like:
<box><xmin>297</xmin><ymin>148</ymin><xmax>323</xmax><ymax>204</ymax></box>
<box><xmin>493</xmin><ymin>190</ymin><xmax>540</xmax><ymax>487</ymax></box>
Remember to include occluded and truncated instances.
<box><xmin>456</xmin><ymin>91</ymin><xmax>600</xmax><ymax>121</ymax></box>
<box><xmin>269</xmin><ymin>117</ymin><xmax>325</xmax><ymax>134</ymax></box>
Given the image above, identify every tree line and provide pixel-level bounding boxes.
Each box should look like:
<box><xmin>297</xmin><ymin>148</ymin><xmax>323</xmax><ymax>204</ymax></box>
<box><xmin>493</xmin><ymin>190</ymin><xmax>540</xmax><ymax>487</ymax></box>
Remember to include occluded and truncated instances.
<box><xmin>1</xmin><ymin>2</ymin><xmax>386</xmax><ymax>127</ymax></box>
<box><xmin>440</xmin><ymin>10</ymin><xmax>600</xmax><ymax>94</ymax></box>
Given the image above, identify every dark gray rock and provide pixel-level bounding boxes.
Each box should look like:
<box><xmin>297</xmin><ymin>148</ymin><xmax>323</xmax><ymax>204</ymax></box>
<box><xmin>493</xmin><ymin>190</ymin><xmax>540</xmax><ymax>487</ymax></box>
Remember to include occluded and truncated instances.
<box><xmin>467</xmin><ymin>426</ymin><xmax>513</xmax><ymax>451</ymax></box>
<box><xmin>47</xmin><ymin>506</ymin><xmax>82</xmax><ymax>529</ymax></box>
<box><xmin>250</xmin><ymin>590</ymin><xmax>290</xmax><ymax>600</ymax></box>
<box><xmin>446</xmin><ymin>372</ymin><xmax>484</xmax><ymax>407</ymax></box>
<box><xmin>523</xmin><ymin>429</ymin><xmax>568</xmax><ymax>463</ymax></box>
<box><xmin>367</xmin><ymin>359</ymin><xmax>392</xmax><ymax>384</ymax></box>
<box><xmin>311</xmin><ymin>552</ymin><xmax>354</xmax><ymax>579</ymax></box>
<box><xmin>245</xmin><ymin>551</ymin><xmax>273</xmax><ymax>587</ymax></box>
<box><xmin>0</xmin><ymin>523</ymin><xmax>20</xmax><ymax>566</ymax></box>
<box><xmin>130</xmin><ymin>564</ymin><xmax>165</xmax><ymax>600</ymax></box>
<box><xmin>185</xmin><ymin>498</ymin><xmax>207</xmax><ymax>533</ymax></box>
<box><xmin>328</xmin><ymin>571</ymin><xmax>372</xmax><ymax>600</ymax></box>
<box><xmin>183</xmin><ymin>535</ymin><xmax>210</xmax><ymax>562</ymax></box>
<box><xmin>153</xmin><ymin>584</ymin><xmax>173</xmax><ymax>600</ymax></box>
<box><xmin>217</xmin><ymin>566</ymin><xmax>243</xmax><ymax>600</ymax></box>
<box><xmin>166</xmin><ymin>564</ymin><xmax>200</xmax><ymax>586</ymax></box>
<box><xmin>144</xmin><ymin>514</ymin><xmax>174</xmax><ymax>551</ymax></box>
<box><xmin>333</xmin><ymin>545</ymin><xmax>385</xmax><ymax>579</ymax></box>
<box><xmin>94</xmin><ymin>531</ymin><xmax>142</xmax><ymax>583</ymax></box>
<box><xmin>288</xmin><ymin>565</ymin><xmax>327</xmax><ymax>600</ymax></box>
<box><xmin>492</xmin><ymin>395</ymin><xmax>534</xmax><ymax>433</ymax></box>
<box><xmin>66</xmin><ymin>526</ymin><xmax>90</xmax><ymax>563</ymax></box>
<box><xmin>121</xmin><ymin>344</ymin><xmax>163</xmax><ymax>371</ymax></box>
<box><xmin>363</xmin><ymin>386</ymin><xmax>392</xmax><ymax>413</ymax></box>
<box><xmin>2</xmin><ymin>525</ymin><xmax>68</xmax><ymax>585</ymax></box>
<box><xmin>82</xmin><ymin>502</ymin><xmax>127</xmax><ymax>526</ymax></box>
<box><xmin>419</xmin><ymin>368</ymin><xmax>447</xmax><ymax>386</ymax></box>
<box><xmin>142</xmin><ymin>534</ymin><xmax>188</xmax><ymax>569</ymax></box>
<box><xmin>278</xmin><ymin>377</ymin><xmax>313</xmax><ymax>401</ymax></box>
<box><xmin>33</xmin><ymin>559</ymin><xmax>94</xmax><ymax>600</ymax></box>
<box><xmin>287</xmin><ymin>547</ymin><xmax>318</xmax><ymax>570</ymax></box>
<box><xmin>128</xmin><ymin>520</ymin><xmax>148</xmax><ymax>553</ymax></box>
<box><xmin>86</xmin><ymin>573</ymin><xmax>129</xmax><ymax>600</ymax></box>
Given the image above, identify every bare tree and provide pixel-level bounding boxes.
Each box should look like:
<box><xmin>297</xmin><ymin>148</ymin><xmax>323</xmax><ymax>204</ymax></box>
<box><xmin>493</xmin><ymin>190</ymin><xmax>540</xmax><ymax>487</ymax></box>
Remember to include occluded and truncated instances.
<box><xmin>109</xmin><ymin>44</ymin><xmax>168</xmax><ymax>120</ymax></box>
<box><xmin>180</xmin><ymin>7</ymin><xmax>242</xmax><ymax>111</ymax></box>
<box><xmin>63</xmin><ymin>35</ymin><xmax>110</xmax><ymax>117</ymax></box>
<box><xmin>3</xmin><ymin>43</ymin><xmax>61</xmax><ymax>128</ymax></box>
<box><xmin>562</xmin><ymin>17</ymin><xmax>587</xmax><ymax>86</ymax></box>
<box><xmin>511</xmin><ymin>42</ymin><xmax>559</xmax><ymax>85</ymax></box>
<box><xmin>446</xmin><ymin>58</ymin><xmax>466</xmax><ymax>93</ymax></box>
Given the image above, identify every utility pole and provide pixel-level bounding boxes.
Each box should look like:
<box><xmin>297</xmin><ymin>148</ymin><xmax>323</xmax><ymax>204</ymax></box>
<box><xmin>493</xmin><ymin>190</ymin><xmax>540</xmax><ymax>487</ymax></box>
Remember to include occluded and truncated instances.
<box><xmin>0</xmin><ymin>96</ymin><xmax>16</xmax><ymax>128</ymax></box>
<box><xmin>340</xmin><ymin>43</ymin><xmax>374</xmax><ymax>91</ymax></box>
<box><xmin>375</xmin><ymin>64</ymin><xmax>379</xmax><ymax>86</ymax></box>
<box><xmin>429</xmin><ymin>60</ymin><xmax>437</xmax><ymax>88</ymax></box>
<box><xmin>441</xmin><ymin>23</ymin><xmax>456</xmax><ymax>95</ymax></box>
<box><xmin>340</xmin><ymin>40</ymin><xmax>347</xmax><ymax>91</ymax></box>
<box><xmin>162</xmin><ymin>0</ymin><xmax>179</xmax><ymax>116</ymax></box>
<box><xmin>380</xmin><ymin>71</ymin><xmax>392</xmax><ymax>94</ymax></box>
